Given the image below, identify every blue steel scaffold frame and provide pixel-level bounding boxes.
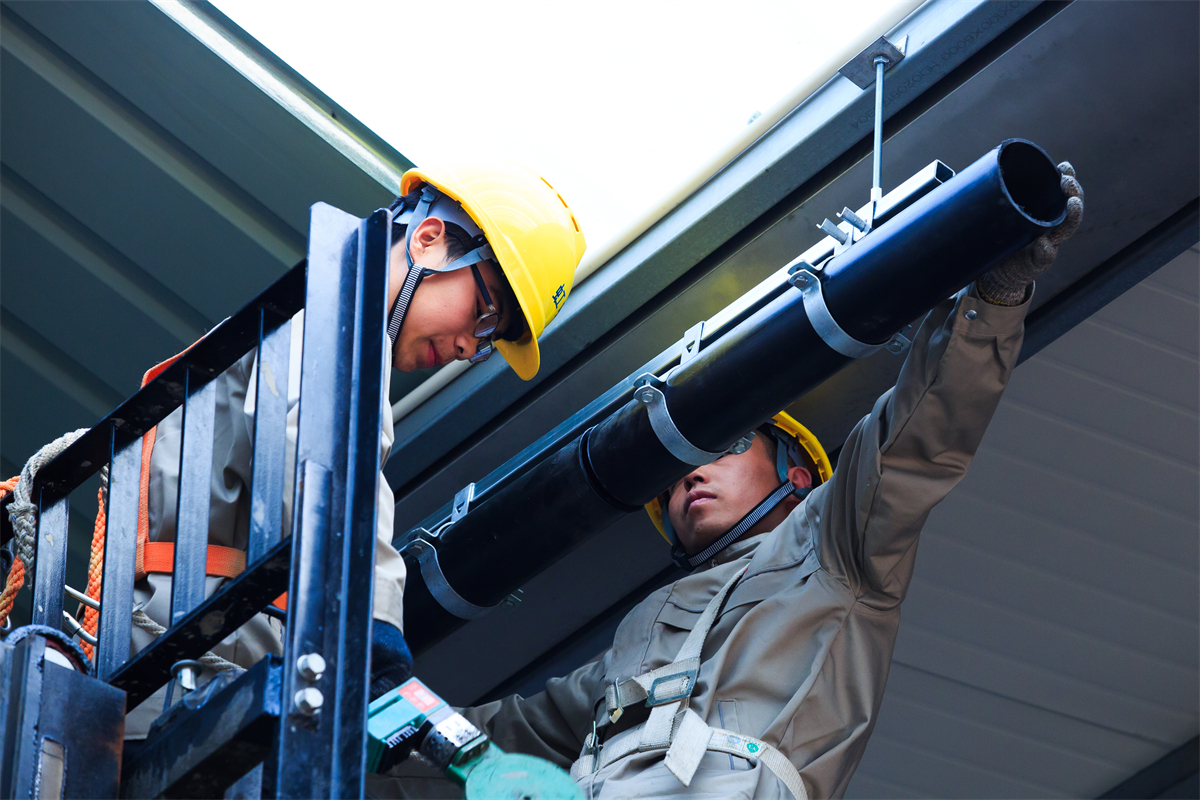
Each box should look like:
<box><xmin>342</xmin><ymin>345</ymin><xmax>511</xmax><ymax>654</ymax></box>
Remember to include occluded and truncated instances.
<box><xmin>2</xmin><ymin>203</ymin><xmax>392</xmax><ymax>799</ymax></box>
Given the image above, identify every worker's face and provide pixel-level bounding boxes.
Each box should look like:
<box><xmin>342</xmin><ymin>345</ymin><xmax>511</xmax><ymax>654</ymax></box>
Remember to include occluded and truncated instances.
<box><xmin>388</xmin><ymin>217</ymin><xmax>514</xmax><ymax>373</ymax></box>
<box><xmin>665</xmin><ymin>436</ymin><xmax>811</xmax><ymax>556</ymax></box>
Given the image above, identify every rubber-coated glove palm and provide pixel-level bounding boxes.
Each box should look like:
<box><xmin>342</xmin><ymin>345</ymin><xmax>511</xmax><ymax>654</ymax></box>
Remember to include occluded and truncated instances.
<box><xmin>977</xmin><ymin>161</ymin><xmax>1084</xmax><ymax>305</ymax></box>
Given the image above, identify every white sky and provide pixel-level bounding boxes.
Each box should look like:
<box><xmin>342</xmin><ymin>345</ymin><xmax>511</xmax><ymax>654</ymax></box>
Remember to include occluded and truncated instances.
<box><xmin>213</xmin><ymin>0</ymin><xmax>901</xmax><ymax>250</ymax></box>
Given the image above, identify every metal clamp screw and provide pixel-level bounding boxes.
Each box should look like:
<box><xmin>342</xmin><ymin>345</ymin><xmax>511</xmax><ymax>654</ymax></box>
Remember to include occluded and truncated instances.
<box><xmin>294</xmin><ymin>687</ymin><xmax>324</xmax><ymax>716</ymax></box>
<box><xmin>818</xmin><ymin>218</ymin><xmax>851</xmax><ymax>246</ymax></box>
<box><xmin>296</xmin><ymin>653</ymin><xmax>326</xmax><ymax>682</ymax></box>
<box><xmin>885</xmin><ymin>332</ymin><xmax>912</xmax><ymax>354</ymax></box>
<box><xmin>838</xmin><ymin>206</ymin><xmax>869</xmax><ymax>233</ymax></box>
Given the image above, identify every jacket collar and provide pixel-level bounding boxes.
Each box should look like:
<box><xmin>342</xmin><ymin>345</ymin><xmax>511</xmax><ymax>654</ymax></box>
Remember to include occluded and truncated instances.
<box><xmin>694</xmin><ymin>531</ymin><xmax>769</xmax><ymax>571</ymax></box>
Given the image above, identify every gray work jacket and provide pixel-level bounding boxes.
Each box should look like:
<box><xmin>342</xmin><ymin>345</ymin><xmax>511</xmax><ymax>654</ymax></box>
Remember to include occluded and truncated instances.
<box><xmin>446</xmin><ymin>286</ymin><xmax>1029</xmax><ymax>799</ymax></box>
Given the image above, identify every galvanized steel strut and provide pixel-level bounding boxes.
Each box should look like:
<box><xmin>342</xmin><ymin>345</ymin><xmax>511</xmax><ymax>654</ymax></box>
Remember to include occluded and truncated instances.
<box><xmin>401</xmin><ymin>139</ymin><xmax>1068</xmax><ymax>653</ymax></box>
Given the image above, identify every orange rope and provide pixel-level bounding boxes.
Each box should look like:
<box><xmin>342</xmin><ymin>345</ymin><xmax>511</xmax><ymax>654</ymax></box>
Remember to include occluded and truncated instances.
<box><xmin>0</xmin><ymin>476</ymin><xmax>23</xmax><ymax>627</ymax></box>
<box><xmin>80</xmin><ymin>485</ymin><xmax>106</xmax><ymax>658</ymax></box>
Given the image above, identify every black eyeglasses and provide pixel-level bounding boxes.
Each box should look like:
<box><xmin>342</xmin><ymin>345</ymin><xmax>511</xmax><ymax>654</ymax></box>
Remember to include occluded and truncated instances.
<box><xmin>468</xmin><ymin>265</ymin><xmax>500</xmax><ymax>364</ymax></box>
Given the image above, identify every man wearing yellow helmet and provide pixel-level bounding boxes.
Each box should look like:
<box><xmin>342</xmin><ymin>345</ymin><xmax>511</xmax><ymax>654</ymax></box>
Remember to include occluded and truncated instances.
<box><xmin>385</xmin><ymin>161</ymin><xmax>586</xmax><ymax>381</ymax></box>
<box><xmin>123</xmin><ymin>161</ymin><xmax>586</xmax><ymax>736</ymax></box>
<box><xmin>645</xmin><ymin>413</ymin><xmax>833</xmax><ymax>572</ymax></box>
<box><xmin>369</xmin><ymin>164</ymin><xmax>1084</xmax><ymax>799</ymax></box>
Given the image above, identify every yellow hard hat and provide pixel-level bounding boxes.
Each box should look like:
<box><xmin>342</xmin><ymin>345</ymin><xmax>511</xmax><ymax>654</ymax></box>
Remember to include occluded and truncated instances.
<box><xmin>644</xmin><ymin>411</ymin><xmax>832</xmax><ymax>543</ymax></box>
<box><xmin>400</xmin><ymin>161</ymin><xmax>587</xmax><ymax>381</ymax></box>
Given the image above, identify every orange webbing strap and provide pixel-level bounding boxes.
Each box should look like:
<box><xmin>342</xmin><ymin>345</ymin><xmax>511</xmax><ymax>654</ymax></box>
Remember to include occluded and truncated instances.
<box><xmin>81</xmin><ymin>344</ymin><xmax>198</xmax><ymax>653</ymax></box>
<box><xmin>142</xmin><ymin>542</ymin><xmax>287</xmax><ymax>610</ymax></box>
<box><xmin>0</xmin><ymin>476</ymin><xmax>24</xmax><ymax>628</ymax></box>
<box><xmin>134</xmin><ymin>348</ymin><xmax>196</xmax><ymax>580</ymax></box>
<box><xmin>143</xmin><ymin>542</ymin><xmax>246</xmax><ymax>578</ymax></box>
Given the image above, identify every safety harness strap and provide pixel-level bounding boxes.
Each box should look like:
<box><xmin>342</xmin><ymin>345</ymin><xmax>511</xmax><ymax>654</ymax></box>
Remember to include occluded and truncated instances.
<box><xmin>570</xmin><ymin>712</ymin><xmax>808</xmax><ymax>800</ymax></box>
<box><xmin>604</xmin><ymin>566</ymin><xmax>745</xmax><ymax>722</ymax></box>
<box><xmin>574</xmin><ymin>564</ymin><xmax>807</xmax><ymax>798</ymax></box>
<box><xmin>672</xmin><ymin>481</ymin><xmax>805</xmax><ymax>570</ymax></box>
<box><xmin>140</xmin><ymin>542</ymin><xmax>287</xmax><ymax>611</ymax></box>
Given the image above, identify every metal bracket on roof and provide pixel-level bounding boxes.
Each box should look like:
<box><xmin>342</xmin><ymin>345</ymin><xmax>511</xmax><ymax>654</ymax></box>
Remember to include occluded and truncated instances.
<box><xmin>451</xmin><ymin>482</ymin><xmax>475</xmax><ymax>523</ymax></box>
<box><xmin>680</xmin><ymin>320</ymin><xmax>706</xmax><ymax>365</ymax></box>
<box><xmin>838</xmin><ymin>35</ymin><xmax>908</xmax><ymax>89</ymax></box>
<box><xmin>840</xmin><ymin>34</ymin><xmax>910</xmax><ymax>225</ymax></box>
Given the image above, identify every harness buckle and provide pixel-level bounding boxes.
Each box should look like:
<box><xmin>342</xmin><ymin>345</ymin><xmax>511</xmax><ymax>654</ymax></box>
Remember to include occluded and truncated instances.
<box><xmin>646</xmin><ymin>668</ymin><xmax>699</xmax><ymax>707</ymax></box>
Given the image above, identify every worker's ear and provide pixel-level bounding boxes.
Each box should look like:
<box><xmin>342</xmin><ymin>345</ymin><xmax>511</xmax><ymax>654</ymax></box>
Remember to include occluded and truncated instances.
<box><xmin>408</xmin><ymin>217</ymin><xmax>446</xmax><ymax>260</ymax></box>
<box><xmin>787</xmin><ymin>465</ymin><xmax>812</xmax><ymax>489</ymax></box>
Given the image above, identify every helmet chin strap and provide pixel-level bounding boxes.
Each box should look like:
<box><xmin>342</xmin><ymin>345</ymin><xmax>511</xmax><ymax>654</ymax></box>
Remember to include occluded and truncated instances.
<box><xmin>669</xmin><ymin>481</ymin><xmax>811</xmax><ymax>571</ymax></box>
<box><xmin>386</xmin><ymin>186</ymin><xmax>494</xmax><ymax>358</ymax></box>
<box><xmin>665</xmin><ymin>425</ymin><xmax>813</xmax><ymax>571</ymax></box>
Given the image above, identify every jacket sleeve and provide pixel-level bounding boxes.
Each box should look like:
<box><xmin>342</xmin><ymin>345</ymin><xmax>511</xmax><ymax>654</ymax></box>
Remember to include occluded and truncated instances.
<box><xmin>460</xmin><ymin>657</ymin><xmax>608</xmax><ymax>769</ymax></box>
<box><xmin>810</xmin><ymin>285</ymin><xmax>1029</xmax><ymax>607</ymax></box>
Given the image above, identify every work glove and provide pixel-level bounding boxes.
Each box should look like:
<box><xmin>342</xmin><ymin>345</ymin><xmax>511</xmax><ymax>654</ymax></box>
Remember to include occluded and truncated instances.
<box><xmin>369</xmin><ymin>620</ymin><xmax>414</xmax><ymax>701</ymax></box>
<box><xmin>977</xmin><ymin>161</ymin><xmax>1084</xmax><ymax>306</ymax></box>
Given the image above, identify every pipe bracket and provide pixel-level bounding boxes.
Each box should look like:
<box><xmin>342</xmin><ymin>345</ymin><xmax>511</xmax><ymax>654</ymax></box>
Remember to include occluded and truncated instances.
<box><xmin>633</xmin><ymin>374</ymin><xmax>726</xmax><ymax>466</ymax></box>
<box><xmin>633</xmin><ymin>374</ymin><xmax>756</xmax><ymax>465</ymax></box>
<box><xmin>405</xmin><ymin>538</ymin><xmax>496</xmax><ymax>620</ymax></box>
<box><xmin>788</xmin><ymin>269</ymin><xmax>885</xmax><ymax>359</ymax></box>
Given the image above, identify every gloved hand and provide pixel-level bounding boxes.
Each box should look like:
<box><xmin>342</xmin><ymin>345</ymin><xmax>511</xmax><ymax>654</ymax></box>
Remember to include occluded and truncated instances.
<box><xmin>369</xmin><ymin>620</ymin><xmax>413</xmax><ymax>701</ymax></box>
<box><xmin>977</xmin><ymin>161</ymin><xmax>1084</xmax><ymax>306</ymax></box>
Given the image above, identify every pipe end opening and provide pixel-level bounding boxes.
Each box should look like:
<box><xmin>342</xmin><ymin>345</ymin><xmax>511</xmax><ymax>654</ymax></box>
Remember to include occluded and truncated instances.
<box><xmin>998</xmin><ymin>140</ymin><xmax>1068</xmax><ymax>225</ymax></box>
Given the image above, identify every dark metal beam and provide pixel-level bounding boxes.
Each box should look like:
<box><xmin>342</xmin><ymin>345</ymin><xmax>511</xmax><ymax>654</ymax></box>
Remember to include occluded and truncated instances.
<box><xmin>1099</xmin><ymin>737</ymin><xmax>1199</xmax><ymax>799</ymax></box>
<box><xmin>1020</xmin><ymin>197</ymin><xmax>1200</xmax><ymax>364</ymax></box>
<box><xmin>120</xmin><ymin>656</ymin><xmax>283</xmax><ymax>800</ymax></box>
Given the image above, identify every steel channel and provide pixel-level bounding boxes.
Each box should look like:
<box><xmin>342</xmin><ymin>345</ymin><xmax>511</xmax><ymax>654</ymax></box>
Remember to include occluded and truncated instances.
<box><xmin>248</xmin><ymin>314</ymin><xmax>291</xmax><ymax>564</ymax></box>
<box><xmin>276</xmin><ymin>205</ymin><xmax>388</xmax><ymax>800</ymax></box>
<box><xmin>30</xmin><ymin>492</ymin><xmax>68</xmax><ymax>627</ymax></box>
<box><xmin>96</xmin><ymin>432</ymin><xmax>143</xmax><ymax>680</ymax></box>
<box><xmin>171</xmin><ymin>373</ymin><xmax>217</xmax><ymax>624</ymax></box>
<box><xmin>334</xmin><ymin>208</ymin><xmax>389</xmax><ymax>783</ymax></box>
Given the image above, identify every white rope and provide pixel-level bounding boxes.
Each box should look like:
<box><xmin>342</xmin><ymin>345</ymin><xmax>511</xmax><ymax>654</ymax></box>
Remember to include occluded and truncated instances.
<box><xmin>7</xmin><ymin>428</ymin><xmax>90</xmax><ymax>570</ymax></box>
<box><xmin>132</xmin><ymin>608</ymin><xmax>244</xmax><ymax>674</ymax></box>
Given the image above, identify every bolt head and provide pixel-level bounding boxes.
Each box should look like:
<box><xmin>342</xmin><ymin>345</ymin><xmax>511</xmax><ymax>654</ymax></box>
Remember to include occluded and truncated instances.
<box><xmin>965</xmin><ymin>309</ymin><xmax>978</xmax><ymax>320</ymax></box>
<box><xmin>294</xmin><ymin>687</ymin><xmax>324</xmax><ymax>716</ymax></box>
<box><xmin>297</xmin><ymin>653</ymin><xmax>326</xmax><ymax>682</ymax></box>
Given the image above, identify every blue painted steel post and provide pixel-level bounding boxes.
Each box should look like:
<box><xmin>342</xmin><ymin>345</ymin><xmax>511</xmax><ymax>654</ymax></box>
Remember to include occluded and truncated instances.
<box><xmin>171</xmin><ymin>373</ymin><xmax>217</xmax><ymax>625</ymax></box>
<box><xmin>30</xmin><ymin>493</ymin><xmax>68</xmax><ymax>628</ymax></box>
<box><xmin>275</xmin><ymin>205</ymin><xmax>390</xmax><ymax>799</ymax></box>
<box><xmin>96</xmin><ymin>429</ymin><xmax>143</xmax><ymax>680</ymax></box>
<box><xmin>248</xmin><ymin>314</ymin><xmax>292</xmax><ymax>565</ymax></box>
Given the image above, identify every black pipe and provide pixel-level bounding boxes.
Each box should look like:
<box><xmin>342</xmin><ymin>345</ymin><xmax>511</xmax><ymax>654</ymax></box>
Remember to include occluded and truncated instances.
<box><xmin>403</xmin><ymin>139</ymin><xmax>1066</xmax><ymax>653</ymax></box>
<box><xmin>821</xmin><ymin>139</ymin><xmax>1066</xmax><ymax>344</ymax></box>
